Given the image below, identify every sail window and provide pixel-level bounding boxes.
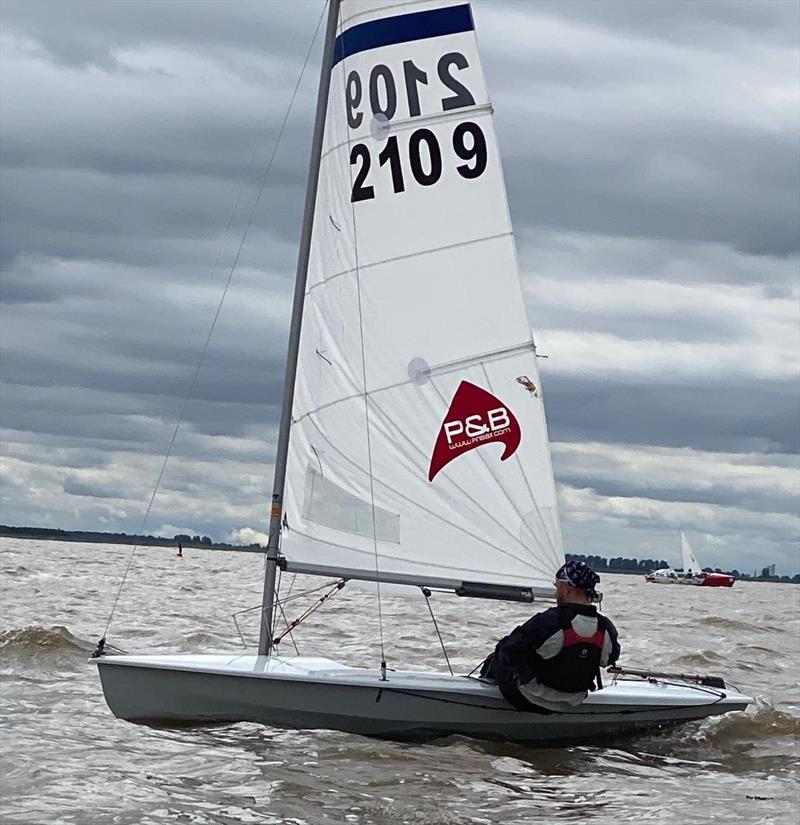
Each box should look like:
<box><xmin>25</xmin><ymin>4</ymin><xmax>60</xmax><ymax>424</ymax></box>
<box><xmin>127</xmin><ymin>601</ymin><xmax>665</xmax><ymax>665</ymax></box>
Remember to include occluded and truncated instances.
<box><xmin>302</xmin><ymin>466</ymin><xmax>400</xmax><ymax>544</ymax></box>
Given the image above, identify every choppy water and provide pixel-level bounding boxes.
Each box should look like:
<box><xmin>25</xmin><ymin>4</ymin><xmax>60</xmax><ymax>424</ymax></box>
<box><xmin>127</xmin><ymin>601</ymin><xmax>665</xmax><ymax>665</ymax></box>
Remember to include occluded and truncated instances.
<box><xmin>1</xmin><ymin>537</ymin><xmax>798</xmax><ymax>824</ymax></box>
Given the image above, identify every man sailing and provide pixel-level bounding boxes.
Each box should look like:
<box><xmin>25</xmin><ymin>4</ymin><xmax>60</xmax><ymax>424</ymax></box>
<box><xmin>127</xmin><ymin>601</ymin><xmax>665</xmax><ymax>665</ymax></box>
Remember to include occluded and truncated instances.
<box><xmin>482</xmin><ymin>560</ymin><xmax>620</xmax><ymax>712</ymax></box>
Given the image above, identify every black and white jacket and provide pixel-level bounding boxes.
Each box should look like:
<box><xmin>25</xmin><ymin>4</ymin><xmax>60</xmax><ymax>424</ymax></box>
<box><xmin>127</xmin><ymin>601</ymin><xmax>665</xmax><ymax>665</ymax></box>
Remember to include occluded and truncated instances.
<box><xmin>495</xmin><ymin>604</ymin><xmax>620</xmax><ymax>708</ymax></box>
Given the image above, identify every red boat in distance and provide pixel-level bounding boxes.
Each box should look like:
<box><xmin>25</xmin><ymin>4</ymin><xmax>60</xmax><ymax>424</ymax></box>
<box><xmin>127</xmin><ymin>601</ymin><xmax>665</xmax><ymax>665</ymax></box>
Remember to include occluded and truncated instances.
<box><xmin>644</xmin><ymin>533</ymin><xmax>735</xmax><ymax>587</ymax></box>
<box><xmin>645</xmin><ymin>569</ymin><xmax>735</xmax><ymax>587</ymax></box>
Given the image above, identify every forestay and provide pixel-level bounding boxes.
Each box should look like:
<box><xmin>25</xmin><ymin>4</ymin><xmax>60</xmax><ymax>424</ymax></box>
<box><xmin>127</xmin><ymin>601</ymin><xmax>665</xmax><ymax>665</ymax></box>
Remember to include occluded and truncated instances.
<box><xmin>281</xmin><ymin>0</ymin><xmax>563</xmax><ymax>593</ymax></box>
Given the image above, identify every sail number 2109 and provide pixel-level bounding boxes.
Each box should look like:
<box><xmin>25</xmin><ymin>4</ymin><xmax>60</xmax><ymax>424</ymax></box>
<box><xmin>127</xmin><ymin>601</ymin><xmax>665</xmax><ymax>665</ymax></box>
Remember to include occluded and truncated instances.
<box><xmin>344</xmin><ymin>52</ymin><xmax>488</xmax><ymax>202</ymax></box>
<box><xmin>350</xmin><ymin>123</ymin><xmax>486</xmax><ymax>202</ymax></box>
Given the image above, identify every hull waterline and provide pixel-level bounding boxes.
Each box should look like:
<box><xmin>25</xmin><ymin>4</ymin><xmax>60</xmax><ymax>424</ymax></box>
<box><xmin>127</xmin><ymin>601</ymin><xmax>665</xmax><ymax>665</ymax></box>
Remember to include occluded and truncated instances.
<box><xmin>94</xmin><ymin>654</ymin><xmax>751</xmax><ymax>743</ymax></box>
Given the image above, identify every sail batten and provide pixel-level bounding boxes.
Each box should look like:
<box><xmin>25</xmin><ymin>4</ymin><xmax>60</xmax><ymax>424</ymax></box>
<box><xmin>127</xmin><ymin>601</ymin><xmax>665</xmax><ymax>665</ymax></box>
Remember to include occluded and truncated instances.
<box><xmin>286</xmin><ymin>527</ymin><xmax>535</xmax><ymax>579</ymax></box>
<box><xmin>281</xmin><ymin>0</ymin><xmax>563</xmax><ymax>591</ymax></box>
<box><xmin>305</xmin><ymin>228</ymin><xmax>511</xmax><ymax>296</ymax></box>
<box><xmin>318</xmin><ymin>102</ymin><xmax>494</xmax><ymax>165</ymax></box>
<box><xmin>292</xmin><ymin>338</ymin><xmax>535</xmax><ymax>425</ymax></box>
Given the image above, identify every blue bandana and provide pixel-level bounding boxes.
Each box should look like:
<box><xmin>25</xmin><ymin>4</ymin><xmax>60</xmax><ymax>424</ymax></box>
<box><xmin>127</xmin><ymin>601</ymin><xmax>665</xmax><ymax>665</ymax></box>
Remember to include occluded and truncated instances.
<box><xmin>556</xmin><ymin>559</ymin><xmax>600</xmax><ymax>599</ymax></box>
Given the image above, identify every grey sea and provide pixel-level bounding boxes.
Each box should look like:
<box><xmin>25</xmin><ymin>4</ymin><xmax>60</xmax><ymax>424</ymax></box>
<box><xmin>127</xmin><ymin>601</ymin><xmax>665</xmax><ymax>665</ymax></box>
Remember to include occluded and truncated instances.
<box><xmin>1</xmin><ymin>537</ymin><xmax>798</xmax><ymax>824</ymax></box>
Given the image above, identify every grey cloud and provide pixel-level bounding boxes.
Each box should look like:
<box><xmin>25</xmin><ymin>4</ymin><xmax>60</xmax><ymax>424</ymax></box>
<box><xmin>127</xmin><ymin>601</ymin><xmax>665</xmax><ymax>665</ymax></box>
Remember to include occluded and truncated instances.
<box><xmin>518</xmin><ymin>229</ymin><xmax>800</xmax><ymax>290</ymax></box>
<box><xmin>500</xmin><ymin>123</ymin><xmax>799</xmax><ymax>258</ymax></box>
<box><xmin>3</xmin><ymin>418</ymin><xmax>276</xmax><ymax>468</ymax></box>
<box><xmin>517</xmin><ymin>0</ymin><xmax>800</xmax><ymax>50</ymax></box>
<box><xmin>1</xmin><ymin>391</ymin><xmax>161</xmax><ymax>447</ymax></box>
<box><xmin>0</xmin><ymin>469</ymin><xmax>21</xmax><ymax>488</ymax></box>
<box><xmin>479</xmin><ymin>2</ymin><xmax>800</xmax><ymax>259</ymax></box>
<box><xmin>63</xmin><ymin>478</ymin><xmax>124</xmax><ymax>499</ymax></box>
<box><xmin>601</xmin><ymin>508</ymin><xmax>796</xmax><ymax>550</ymax></box>
<box><xmin>544</xmin><ymin>375</ymin><xmax>800</xmax><ymax>455</ymax></box>
<box><xmin>0</xmin><ymin>0</ymin><xmax>324</xmax><ymax>69</ymax></box>
<box><xmin>0</xmin><ymin>167</ymin><xmax>304</xmax><ymax>270</ymax></box>
<box><xmin>557</xmin><ymin>476</ymin><xmax>799</xmax><ymax>518</ymax></box>
<box><xmin>530</xmin><ymin>304</ymin><xmax>745</xmax><ymax>344</ymax></box>
<box><xmin>1</xmin><ymin>348</ymin><xmax>284</xmax><ymax>438</ymax></box>
<box><xmin>7</xmin><ymin>444</ymin><xmax>113</xmax><ymax>471</ymax></box>
<box><xmin>0</xmin><ymin>277</ymin><xmax>60</xmax><ymax>305</ymax></box>
<box><xmin>1</xmin><ymin>72</ymin><xmax>314</xmax><ymax>184</ymax></box>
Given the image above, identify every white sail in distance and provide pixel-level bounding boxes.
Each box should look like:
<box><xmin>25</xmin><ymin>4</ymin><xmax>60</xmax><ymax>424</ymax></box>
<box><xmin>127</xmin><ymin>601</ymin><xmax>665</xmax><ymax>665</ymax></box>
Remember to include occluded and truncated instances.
<box><xmin>281</xmin><ymin>0</ymin><xmax>564</xmax><ymax>591</ymax></box>
<box><xmin>681</xmin><ymin>532</ymin><xmax>702</xmax><ymax>574</ymax></box>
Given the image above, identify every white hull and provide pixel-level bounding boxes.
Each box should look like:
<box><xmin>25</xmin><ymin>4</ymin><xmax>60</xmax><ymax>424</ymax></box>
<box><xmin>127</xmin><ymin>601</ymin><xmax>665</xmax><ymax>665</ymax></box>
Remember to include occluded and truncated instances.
<box><xmin>94</xmin><ymin>654</ymin><xmax>750</xmax><ymax>743</ymax></box>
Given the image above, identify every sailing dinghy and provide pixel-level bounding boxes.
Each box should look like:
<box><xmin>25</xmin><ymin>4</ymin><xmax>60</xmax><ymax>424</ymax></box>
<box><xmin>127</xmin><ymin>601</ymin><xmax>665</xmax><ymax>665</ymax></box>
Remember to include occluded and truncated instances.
<box><xmin>94</xmin><ymin>0</ymin><xmax>750</xmax><ymax>741</ymax></box>
<box><xmin>645</xmin><ymin>533</ymin><xmax>736</xmax><ymax>587</ymax></box>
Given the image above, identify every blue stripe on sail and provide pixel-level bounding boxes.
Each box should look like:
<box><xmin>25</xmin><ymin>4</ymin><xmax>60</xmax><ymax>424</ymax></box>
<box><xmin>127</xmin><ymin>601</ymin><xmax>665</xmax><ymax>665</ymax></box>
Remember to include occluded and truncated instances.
<box><xmin>333</xmin><ymin>4</ymin><xmax>474</xmax><ymax>66</ymax></box>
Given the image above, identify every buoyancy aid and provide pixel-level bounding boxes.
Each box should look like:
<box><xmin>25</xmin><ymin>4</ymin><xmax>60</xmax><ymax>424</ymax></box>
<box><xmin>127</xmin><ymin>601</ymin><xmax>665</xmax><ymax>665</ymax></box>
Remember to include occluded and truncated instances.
<box><xmin>534</xmin><ymin>611</ymin><xmax>609</xmax><ymax>694</ymax></box>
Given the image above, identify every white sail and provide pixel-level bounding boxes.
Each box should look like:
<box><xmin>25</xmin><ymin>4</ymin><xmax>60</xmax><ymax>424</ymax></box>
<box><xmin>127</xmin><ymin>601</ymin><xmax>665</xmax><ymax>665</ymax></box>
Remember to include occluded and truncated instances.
<box><xmin>281</xmin><ymin>0</ymin><xmax>563</xmax><ymax>591</ymax></box>
<box><xmin>681</xmin><ymin>532</ymin><xmax>702</xmax><ymax>575</ymax></box>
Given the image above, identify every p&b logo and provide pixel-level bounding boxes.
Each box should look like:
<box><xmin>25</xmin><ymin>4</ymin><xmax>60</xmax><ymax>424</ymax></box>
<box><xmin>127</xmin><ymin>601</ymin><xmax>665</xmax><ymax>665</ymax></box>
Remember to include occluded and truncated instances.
<box><xmin>443</xmin><ymin>407</ymin><xmax>511</xmax><ymax>446</ymax></box>
<box><xmin>428</xmin><ymin>381</ymin><xmax>521</xmax><ymax>481</ymax></box>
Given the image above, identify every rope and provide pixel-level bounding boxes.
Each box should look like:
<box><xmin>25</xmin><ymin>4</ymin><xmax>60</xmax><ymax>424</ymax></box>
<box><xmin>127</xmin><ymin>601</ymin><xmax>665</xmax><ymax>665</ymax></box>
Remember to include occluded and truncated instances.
<box><xmin>421</xmin><ymin>587</ymin><xmax>453</xmax><ymax>675</ymax></box>
<box><xmin>273</xmin><ymin>579</ymin><xmax>347</xmax><ymax>647</ymax></box>
<box><xmin>275</xmin><ymin>596</ymin><xmax>301</xmax><ymax>655</ymax></box>
<box><xmin>96</xmin><ymin>3</ymin><xmax>329</xmax><ymax>646</ymax></box>
<box><xmin>228</xmin><ymin>578</ymin><xmax>337</xmax><ymax>651</ymax></box>
<box><xmin>467</xmin><ymin>660</ymin><xmax>486</xmax><ymax>677</ymax></box>
<box><xmin>272</xmin><ymin>562</ymin><xmax>283</xmax><ymax>639</ymax></box>
<box><xmin>272</xmin><ymin>566</ymin><xmax>301</xmax><ymax>654</ymax></box>
<box><xmin>337</xmin><ymin>12</ymin><xmax>387</xmax><ymax>680</ymax></box>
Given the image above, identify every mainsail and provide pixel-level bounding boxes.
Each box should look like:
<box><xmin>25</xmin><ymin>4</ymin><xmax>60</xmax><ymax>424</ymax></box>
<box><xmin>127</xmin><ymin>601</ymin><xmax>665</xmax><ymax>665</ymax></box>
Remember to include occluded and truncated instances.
<box><xmin>280</xmin><ymin>0</ymin><xmax>563</xmax><ymax>592</ymax></box>
<box><xmin>681</xmin><ymin>532</ymin><xmax>702</xmax><ymax>575</ymax></box>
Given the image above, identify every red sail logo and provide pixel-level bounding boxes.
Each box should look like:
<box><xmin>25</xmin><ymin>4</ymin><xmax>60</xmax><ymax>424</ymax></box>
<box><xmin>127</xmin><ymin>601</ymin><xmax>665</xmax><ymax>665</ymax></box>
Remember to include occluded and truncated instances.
<box><xmin>428</xmin><ymin>381</ymin><xmax>521</xmax><ymax>481</ymax></box>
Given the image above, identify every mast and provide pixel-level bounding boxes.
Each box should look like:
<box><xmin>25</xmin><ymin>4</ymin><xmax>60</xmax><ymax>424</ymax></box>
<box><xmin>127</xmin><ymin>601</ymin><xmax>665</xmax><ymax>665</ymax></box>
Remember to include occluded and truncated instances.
<box><xmin>258</xmin><ymin>0</ymin><xmax>342</xmax><ymax>656</ymax></box>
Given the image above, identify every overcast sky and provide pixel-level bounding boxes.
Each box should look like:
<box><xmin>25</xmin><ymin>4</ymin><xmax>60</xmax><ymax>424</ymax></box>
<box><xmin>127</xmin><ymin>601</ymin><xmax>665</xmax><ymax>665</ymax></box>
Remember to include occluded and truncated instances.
<box><xmin>1</xmin><ymin>0</ymin><xmax>798</xmax><ymax>575</ymax></box>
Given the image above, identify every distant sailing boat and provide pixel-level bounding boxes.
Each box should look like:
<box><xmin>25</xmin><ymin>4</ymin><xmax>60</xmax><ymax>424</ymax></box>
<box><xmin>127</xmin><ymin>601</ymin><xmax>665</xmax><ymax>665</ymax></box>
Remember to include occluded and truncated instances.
<box><xmin>645</xmin><ymin>532</ymin><xmax>735</xmax><ymax>587</ymax></box>
<box><xmin>94</xmin><ymin>0</ymin><xmax>748</xmax><ymax>740</ymax></box>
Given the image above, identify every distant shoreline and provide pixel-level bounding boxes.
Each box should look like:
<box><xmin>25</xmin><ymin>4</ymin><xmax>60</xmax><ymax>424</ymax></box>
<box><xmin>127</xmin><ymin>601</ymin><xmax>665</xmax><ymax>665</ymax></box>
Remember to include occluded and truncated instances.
<box><xmin>0</xmin><ymin>526</ymin><xmax>263</xmax><ymax>554</ymax></box>
<box><xmin>2</xmin><ymin>524</ymin><xmax>797</xmax><ymax>582</ymax></box>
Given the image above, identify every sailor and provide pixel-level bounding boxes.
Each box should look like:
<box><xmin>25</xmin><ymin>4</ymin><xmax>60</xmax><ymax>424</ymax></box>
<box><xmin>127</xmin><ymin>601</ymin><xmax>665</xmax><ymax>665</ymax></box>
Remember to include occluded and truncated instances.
<box><xmin>481</xmin><ymin>559</ymin><xmax>620</xmax><ymax>712</ymax></box>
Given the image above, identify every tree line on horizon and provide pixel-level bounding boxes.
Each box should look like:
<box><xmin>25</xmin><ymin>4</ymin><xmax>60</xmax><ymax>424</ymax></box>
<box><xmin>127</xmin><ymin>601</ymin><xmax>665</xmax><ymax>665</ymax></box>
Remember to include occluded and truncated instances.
<box><xmin>565</xmin><ymin>553</ymin><xmax>800</xmax><ymax>584</ymax></box>
<box><xmin>0</xmin><ymin>525</ymin><xmax>262</xmax><ymax>550</ymax></box>
<box><xmin>2</xmin><ymin>525</ymin><xmax>797</xmax><ymax>582</ymax></box>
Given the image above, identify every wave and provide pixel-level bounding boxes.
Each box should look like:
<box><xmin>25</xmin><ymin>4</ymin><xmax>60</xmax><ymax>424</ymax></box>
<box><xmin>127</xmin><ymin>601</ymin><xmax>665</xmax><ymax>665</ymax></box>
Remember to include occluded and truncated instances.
<box><xmin>0</xmin><ymin>625</ymin><xmax>95</xmax><ymax>669</ymax></box>
<box><xmin>626</xmin><ymin>699</ymin><xmax>800</xmax><ymax>773</ymax></box>
<box><xmin>673</xmin><ymin>649</ymin><xmax>786</xmax><ymax>676</ymax></box>
<box><xmin>179</xmin><ymin>630</ymin><xmax>241</xmax><ymax>649</ymax></box>
<box><xmin>693</xmin><ymin>699</ymin><xmax>800</xmax><ymax>745</ymax></box>
<box><xmin>648</xmin><ymin>698</ymin><xmax>800</xmax><ymax>752</ymax></box>
<box><xmin>1</xmin><ymin>565</ymin><xmax>32</xmax><ymax>577</ymax></box>
<box><xmin>698</xmin><ymin>617</ymin><xmax>781</xmax><ymax>633</ymax></box>
<box><xmin>674</xmin><ymin>650</ymin><xmax>726</xmax><ymax>667</ymax></box>
<box><xmin>737</xmin><ymin>644</ymin><xmax>773</xmax><ymax>654</ymax></box>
